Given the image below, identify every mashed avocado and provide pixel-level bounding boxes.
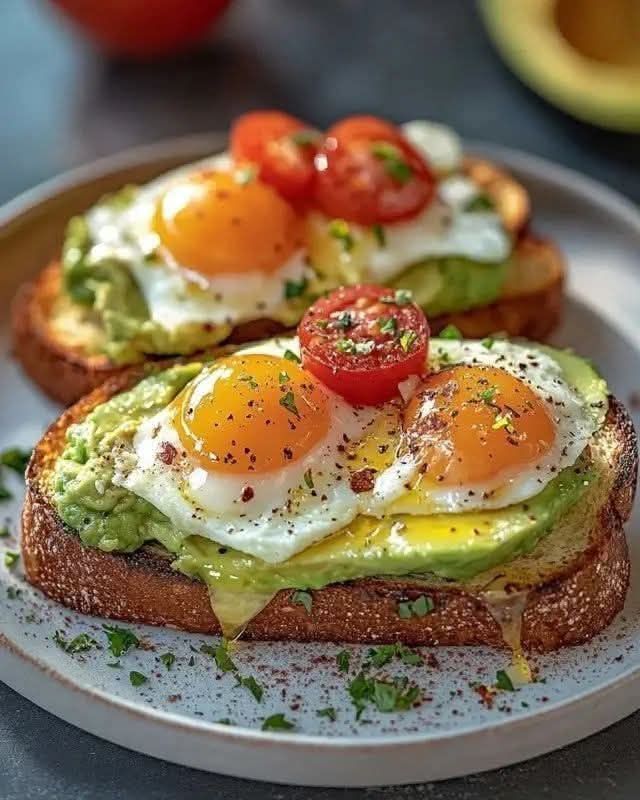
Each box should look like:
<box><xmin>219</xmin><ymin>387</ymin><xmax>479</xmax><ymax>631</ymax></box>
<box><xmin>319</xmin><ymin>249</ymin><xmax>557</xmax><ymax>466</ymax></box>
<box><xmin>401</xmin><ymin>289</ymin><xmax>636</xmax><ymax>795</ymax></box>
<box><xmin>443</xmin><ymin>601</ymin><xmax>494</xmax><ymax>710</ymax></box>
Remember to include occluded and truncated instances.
<box><xmin>51</xmin><ymin>343</ymin><xmax>607</xmax><ymax>596</ymax></box>
<box><xmin>60</xmin><ymin>186</ymin><xmax>511</xmax><ymax>364</ymax></box>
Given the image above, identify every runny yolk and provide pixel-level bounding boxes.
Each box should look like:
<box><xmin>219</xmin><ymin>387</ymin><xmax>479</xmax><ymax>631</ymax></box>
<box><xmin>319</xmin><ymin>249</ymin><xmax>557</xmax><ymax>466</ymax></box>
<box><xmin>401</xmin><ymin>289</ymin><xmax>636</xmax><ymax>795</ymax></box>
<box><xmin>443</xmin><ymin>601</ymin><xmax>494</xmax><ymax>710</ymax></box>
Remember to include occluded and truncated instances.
<box><xmin>173</xmin><ymin>354</ymin><xmax>332</xmax><ymax>475</ymax></box>
<box><xmin>153</xmin><ymin>170</ymin><xmax>302</xmax><ymax>277</ymax></box>
<box><xmin>403</xmin><ymin>365</ymin><xmax>556</xmax><ymax>487</ymax></box>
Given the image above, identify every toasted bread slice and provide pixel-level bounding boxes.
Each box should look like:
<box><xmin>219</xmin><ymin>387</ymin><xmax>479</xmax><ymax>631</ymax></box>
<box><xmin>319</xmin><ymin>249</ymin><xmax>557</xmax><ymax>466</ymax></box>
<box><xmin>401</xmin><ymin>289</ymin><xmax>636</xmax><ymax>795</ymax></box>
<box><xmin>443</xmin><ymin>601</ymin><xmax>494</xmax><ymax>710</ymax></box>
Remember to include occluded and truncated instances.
<box><xmin>11</xmin><ymin>234</ymin><xmax>564</xmax><ymax>406</ymax></box>
<box><xmin>22</xmin><ymin>362</ymin><xmax>636</xmax><ymax>652</ymax></box>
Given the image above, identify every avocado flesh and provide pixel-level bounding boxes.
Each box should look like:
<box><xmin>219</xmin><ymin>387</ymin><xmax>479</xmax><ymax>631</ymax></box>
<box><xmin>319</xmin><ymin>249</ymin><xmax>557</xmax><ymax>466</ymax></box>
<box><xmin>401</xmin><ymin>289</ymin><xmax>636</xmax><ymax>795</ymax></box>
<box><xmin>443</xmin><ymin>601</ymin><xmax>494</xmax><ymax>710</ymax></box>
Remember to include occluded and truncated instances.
<box><xmin>51</xmin><ymin>342</ymin><xmax>607</xmax><ymax>598</ymax></box>
<box><xmin>480</xmin><ymin>0</ymin><xmax>640</xmax><ymax>132</ymax></box>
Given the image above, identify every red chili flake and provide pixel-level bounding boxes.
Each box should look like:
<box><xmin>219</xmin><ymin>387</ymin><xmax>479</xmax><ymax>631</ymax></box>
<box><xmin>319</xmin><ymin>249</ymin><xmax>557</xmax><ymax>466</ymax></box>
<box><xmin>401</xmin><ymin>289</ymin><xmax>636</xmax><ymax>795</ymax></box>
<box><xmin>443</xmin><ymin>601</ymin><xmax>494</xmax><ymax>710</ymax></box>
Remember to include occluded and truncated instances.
<box><xmin>349</xmin><ymin>467</ymin><xmax>377</xmax><ymax>493</ymax></box>
<box><xmin>241</xmin><ymin>486</ymin><xmax>255</xmax><ymax>503</ymax></box>
<box><xmin>158</xmin><ymin>442</ymin><xmax>178</xmax><ymax>465</ymax></box>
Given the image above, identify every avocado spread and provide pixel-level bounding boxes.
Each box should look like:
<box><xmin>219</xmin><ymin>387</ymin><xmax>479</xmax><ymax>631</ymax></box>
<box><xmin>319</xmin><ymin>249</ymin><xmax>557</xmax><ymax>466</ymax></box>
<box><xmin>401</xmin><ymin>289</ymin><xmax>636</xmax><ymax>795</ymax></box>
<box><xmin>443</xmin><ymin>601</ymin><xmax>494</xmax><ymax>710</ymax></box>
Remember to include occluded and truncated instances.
<box><xmin>60</xmin><ymin>184</ymin><xmax>511</xmax><ymax>364</ymax></box>
<box><xmin>51</xmin><ymin>344</ymin><xmax>607</xmax><ymax>608</ymax></box>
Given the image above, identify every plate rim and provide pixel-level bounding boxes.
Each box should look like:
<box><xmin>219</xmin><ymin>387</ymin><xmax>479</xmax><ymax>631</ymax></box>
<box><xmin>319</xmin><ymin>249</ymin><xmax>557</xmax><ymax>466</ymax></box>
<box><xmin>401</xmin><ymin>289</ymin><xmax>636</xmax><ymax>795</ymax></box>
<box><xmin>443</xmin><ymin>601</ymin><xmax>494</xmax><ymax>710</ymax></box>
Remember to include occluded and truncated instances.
<box><xmin>1</xmin><ymin>134</ymin><xmax>640</xmax><ymax>783</ymax></box>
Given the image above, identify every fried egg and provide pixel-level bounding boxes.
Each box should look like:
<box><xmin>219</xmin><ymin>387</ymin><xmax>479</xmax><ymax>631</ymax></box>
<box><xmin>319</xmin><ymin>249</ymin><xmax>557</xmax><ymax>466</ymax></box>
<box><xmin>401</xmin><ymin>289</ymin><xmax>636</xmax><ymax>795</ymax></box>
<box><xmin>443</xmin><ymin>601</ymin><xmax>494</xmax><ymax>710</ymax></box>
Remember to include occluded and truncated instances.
<box><xmin>113</xmin><ymin>338</ymin><xmax>378</xmax><ymax>563</ymax></box>
<box><xmin>363</xmin><ymin>339</ymin><xmax>598</xmax><ymax>516</ymax></box>
<box><xmin>306</xmin><ymin>122</ymin><xmax>512</xmax><ymax>286</ymax></box>
<box><xmin>85</xmin><ymin>154</ymin><xmax>309</xmax><ymax>332</ymax></box>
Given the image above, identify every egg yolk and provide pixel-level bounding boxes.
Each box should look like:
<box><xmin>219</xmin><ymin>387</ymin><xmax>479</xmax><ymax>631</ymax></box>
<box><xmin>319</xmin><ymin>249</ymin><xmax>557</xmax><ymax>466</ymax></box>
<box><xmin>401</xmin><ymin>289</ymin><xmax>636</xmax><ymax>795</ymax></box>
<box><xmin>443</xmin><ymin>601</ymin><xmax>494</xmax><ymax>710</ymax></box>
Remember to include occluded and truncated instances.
<box><xmin>403</xmin><ymin>365</ymin><xmax>556</xmax><ymax>487</ymax></box>
<box><xmin>173</xmin><ymin>354</ymin><xmax>332</xmax><ymax>475</ymax></box>
<box><xmin>153</xmin><ymin>171</ymin><xmax>302</xmax><ymax>277</ymax></box>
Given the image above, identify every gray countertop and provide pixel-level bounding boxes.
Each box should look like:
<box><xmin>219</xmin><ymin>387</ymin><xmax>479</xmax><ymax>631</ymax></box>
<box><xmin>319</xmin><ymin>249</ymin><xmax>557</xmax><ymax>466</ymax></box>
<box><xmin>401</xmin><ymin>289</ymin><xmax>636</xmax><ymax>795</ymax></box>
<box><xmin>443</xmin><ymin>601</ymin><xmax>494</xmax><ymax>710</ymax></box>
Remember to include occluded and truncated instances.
<box><xmin>1</xmin><ymin>1</ymin><xmax>639</xmax><ymax>797</ymax></box>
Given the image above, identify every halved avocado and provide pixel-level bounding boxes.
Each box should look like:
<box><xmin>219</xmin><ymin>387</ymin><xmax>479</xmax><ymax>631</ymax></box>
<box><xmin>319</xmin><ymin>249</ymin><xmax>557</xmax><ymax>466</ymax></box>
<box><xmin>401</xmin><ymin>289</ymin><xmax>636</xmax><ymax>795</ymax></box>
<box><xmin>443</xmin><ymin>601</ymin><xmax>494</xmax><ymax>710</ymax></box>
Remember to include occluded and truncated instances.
<box><xmin>480</xmin><ymin>0</ymin><xmax>640</xmax><ymax>132</ymax></box>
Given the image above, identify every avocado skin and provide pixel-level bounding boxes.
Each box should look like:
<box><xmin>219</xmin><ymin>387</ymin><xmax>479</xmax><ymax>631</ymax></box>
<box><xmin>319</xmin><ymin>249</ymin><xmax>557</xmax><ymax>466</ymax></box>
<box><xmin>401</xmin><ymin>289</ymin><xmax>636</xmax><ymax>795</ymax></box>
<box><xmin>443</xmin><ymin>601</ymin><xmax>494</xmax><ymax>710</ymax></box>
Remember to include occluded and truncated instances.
<box><xmin>51</xmin><ymin>343</ymin><xmax>607</xmax><ymax>592</ymax></box>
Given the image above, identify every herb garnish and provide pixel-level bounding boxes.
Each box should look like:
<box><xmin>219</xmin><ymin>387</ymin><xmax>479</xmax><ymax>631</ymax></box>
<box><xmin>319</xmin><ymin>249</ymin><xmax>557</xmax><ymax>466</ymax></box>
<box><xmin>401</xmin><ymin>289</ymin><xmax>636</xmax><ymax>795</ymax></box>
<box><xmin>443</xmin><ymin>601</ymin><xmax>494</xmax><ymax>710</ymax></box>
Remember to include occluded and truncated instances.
<box><xmin>482</xmin><ymin>337</ymin><xmax>495</xmax><ymax>350</ymax></box>
<box><xmin>368</xmin><ymin>643</ymin><xmax>422</xmax><ymax>668</ymax></box>
<box><xmin>54</xmin><ymin>631</ymin><xmax>98</xmax><ymax>654</ymax></box>
<box><xmin>129</xmin><ymin>671</ymin><xmax>148</xmax><ymax>687</ymax></box>
<box><xmin>262</xmin><ymin>713</ymin><xmax>295</xmax><ymax>732</ymax></box>
<box><xmin>284</xmin><ymin>277</ymin><xmax>308</xmax><ymax>300</ymax></box>
<box><xmin>201</xmin><ymin>641</ymin><xmax>238</xmax><ymax>673</ymax></box>
<box><xmin>303</xmin><ymin>468</ymin><xmax>314</xmax><ymax>490</ymax></box>
<box><xmin>479</xmin><ymin>386</ymin><xmax>498</xmax><ymax>404</ymax></box>
<box><xmin>335</xmin><ymin>310</ymin><xmax>354</xmax><ymax>330</ymax></box>
<box><xmin>160</xmin><ymin>652</ymin><xmax>176</xmax><ymax>671</ymax></box>
<box><xmin>372</xmin><ymin>223</ymin><xmax>386</xmax><ymax>247</ymax></box>
<box><xmin>378</xmin><ymin>316</ymin><xmax>398</xmax><ymax>336</ymax></box>
<box><xmin>335</xmin><ymin>338</ymin><xmax>375</xmax><ymax>356</ymax></box>
<box><xmin>4</xmin><ymin>551</ymin><xmax>19</xmax><ymax>568</ymax></box>
<box><xmin>495</xmin><ymin>670</ymin><xmax>515</xmax><ymax>691</ymax></box>
<box><xmin>103</xmin><ymin>625</ymin><xmax>140</xmax><ymax>658</ymax></box>
<box><xmin>240</xmin><ymin>675</ymin><xmax>264</xmax><ymax>702</ymax></box>
<box><xmin>239</xmin><ymin>374</ymin><xmax>259</xmax><ymax>390</ymax></box>
<box><xmin>291</xmin><ymin>590</ymin><xmax>313</xmax><ymax>615</ymax></box>
<box><xmin>336</xmin><ymin>650</ymin><xmax>351</xmax><ymax>673</ymax></box>
<box><xmin>439</xmin><ymin>324</ymin><xmax>463</xmax><ymax>341</ymax></box>
<box><xmin>284</xmin><ymin>349</ymin><xmax>301</xmax><ymax>364</ymax></box>
<box><xmin>349</xmin><ymin>672</ymin><xmax>420</xmax><ymax>718</ymax></box>
<box><xmin>316</xmin><ymin>707</ymin><xmax>337</xmax><ymax>721</ymax></box>
<box><xmin>371</xmin><ymin>142</ymin><xmax>413</xmax><ymax>184</ymax></box>
<box><xmin>328</xmin><ymin>219</ymin><xmax>354</xmax><ymax>252</ymax></box>
<box><xmin>397</xmin><ymin>595</ymin><xmax>434</xmax><ymax>619</ymax></box>
<box><xmin>399</xmin><ymin>330</ymin><xmax>417</xmax><ymax>353</ymax></box>
<box><xmin>279</xmin><ymin>390</ymin><xmax>300</xmax><ymax>419</ymax></box>
<box><xmin>381</xmin><ymin>288</ymin><xmax>413</xmax><ymax>306</ymax></box>
<box><xmin>465</xmin><ymin>193</ymin><xmax>495</xmax><ymax>213</ymax></box>
<box><xmin>492</xmin><ymin>413</ymin><xmax>513</xmax><ymax>431</ymax></box>
<box><xmin>1</xmin><ymin>447</ymin><xmax>31</xmax><ymax>474</ymax></box>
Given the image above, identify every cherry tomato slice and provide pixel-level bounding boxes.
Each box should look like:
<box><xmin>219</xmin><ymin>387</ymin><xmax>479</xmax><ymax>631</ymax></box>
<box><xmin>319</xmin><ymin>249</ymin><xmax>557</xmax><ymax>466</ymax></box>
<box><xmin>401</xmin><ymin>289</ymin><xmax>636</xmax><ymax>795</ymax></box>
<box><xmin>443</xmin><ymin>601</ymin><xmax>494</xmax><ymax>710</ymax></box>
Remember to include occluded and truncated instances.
<box><xmin>313</xmin><ymin>115</ymin><xmax>435</xmax><ymax>225</ymax></box>
<box><xmin>299</xmin><ymin>284</ymin><xmax>430</xmax><ymax>405</ymax></box>
<box><xmin>230</xmin><ymin>111</ymin><xmax>319</xmax><ymax>204</ymax></box>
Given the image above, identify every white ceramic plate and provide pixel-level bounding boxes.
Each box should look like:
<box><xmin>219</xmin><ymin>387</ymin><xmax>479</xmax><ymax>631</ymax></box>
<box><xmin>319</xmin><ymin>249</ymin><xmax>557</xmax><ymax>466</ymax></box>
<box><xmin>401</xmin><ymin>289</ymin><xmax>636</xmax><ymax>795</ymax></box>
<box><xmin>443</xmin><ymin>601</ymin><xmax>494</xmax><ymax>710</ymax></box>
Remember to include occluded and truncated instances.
<box><xmin>1</xmin><ymin>138</ymin><xmax>639</xmax><ymax>787</ymax></box>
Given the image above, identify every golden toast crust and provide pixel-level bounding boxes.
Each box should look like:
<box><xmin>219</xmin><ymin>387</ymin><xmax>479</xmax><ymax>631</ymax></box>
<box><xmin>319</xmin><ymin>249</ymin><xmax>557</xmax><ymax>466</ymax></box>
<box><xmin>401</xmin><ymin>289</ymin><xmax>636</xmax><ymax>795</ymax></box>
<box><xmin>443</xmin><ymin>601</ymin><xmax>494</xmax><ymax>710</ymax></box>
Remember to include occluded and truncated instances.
<box><xmin>22</xmin><ymin>365</ymin><xmax>636</xmax><ymax>651</ymax></box>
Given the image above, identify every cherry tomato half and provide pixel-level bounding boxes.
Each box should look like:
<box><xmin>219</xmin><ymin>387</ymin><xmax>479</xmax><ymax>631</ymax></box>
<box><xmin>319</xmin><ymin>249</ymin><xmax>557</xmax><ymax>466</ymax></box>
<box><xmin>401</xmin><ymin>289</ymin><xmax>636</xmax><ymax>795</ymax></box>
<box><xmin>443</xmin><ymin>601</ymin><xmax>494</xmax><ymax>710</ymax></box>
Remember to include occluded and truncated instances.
<box><xmin>230</xmin><ymin>111</ymin><xmax>319</xmax><ymax>204</ymax></box>
<box><xmin>313</xmin><ymin>115</ymin><xmax>435</xmax><ymax>226</ymax></box>
<box><xmin>299</xmin><ymin>284</ymin><xmax>430</xmax><ymax>406</ymax></box>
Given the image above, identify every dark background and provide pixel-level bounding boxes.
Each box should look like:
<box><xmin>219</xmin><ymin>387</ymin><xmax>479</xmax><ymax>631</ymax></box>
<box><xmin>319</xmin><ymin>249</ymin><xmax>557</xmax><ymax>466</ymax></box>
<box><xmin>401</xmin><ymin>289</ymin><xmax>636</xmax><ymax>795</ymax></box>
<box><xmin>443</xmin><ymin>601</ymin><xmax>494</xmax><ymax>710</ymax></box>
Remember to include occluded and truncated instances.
<box><xmin>1</xmin><ymin>1</ymin><xmax>639</xmax><ymax>798</ymax></box>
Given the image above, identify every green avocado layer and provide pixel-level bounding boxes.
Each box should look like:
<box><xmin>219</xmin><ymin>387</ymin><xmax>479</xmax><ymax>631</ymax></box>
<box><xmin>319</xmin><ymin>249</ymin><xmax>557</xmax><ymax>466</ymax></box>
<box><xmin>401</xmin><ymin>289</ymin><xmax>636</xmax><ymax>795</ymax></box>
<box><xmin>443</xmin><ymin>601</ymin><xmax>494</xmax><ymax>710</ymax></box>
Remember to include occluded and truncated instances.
<box><xmin>51</xmin><ymin>342</ymin><xmax>607</xmax><ymax>597</ymax></box>
<box><xmin>60</xmin><ymin>187</ymin><xmax>510</xmax><ymax>364</ymax></box>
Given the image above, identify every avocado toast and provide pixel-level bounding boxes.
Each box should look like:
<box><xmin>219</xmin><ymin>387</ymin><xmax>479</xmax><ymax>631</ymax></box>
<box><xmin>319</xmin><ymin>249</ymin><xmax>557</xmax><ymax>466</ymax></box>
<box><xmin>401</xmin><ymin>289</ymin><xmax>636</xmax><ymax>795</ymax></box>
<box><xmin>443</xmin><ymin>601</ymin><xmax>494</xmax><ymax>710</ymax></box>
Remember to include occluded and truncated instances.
<box><xmin>21</xmin><ymin>330</ymin><xmax>636</xmax><ymax>652</ymax></box>
<box><xmin>11</xmin><ymin>112</ymin><xmax>564</xmax><ymax>406</ymax></box>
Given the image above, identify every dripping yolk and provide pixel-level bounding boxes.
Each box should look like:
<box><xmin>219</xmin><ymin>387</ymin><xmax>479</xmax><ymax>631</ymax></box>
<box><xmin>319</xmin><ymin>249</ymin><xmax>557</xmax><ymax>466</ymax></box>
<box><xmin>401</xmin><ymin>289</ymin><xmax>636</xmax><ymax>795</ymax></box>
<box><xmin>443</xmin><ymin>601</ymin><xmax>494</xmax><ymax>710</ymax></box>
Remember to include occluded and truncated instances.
<box><xmin>153</xmin><ymin>171</ymin><xmax>302</xmax><ymax>277</ymax></box>
<box><xmin>403</xmin><ymin>365</ymin><xmax>556</xmax><ymax>487</ymax></box>
<box><xmin>173</xmin><ymin>354</ymin><xmax>332</xmax><ymax>474</ymax></box>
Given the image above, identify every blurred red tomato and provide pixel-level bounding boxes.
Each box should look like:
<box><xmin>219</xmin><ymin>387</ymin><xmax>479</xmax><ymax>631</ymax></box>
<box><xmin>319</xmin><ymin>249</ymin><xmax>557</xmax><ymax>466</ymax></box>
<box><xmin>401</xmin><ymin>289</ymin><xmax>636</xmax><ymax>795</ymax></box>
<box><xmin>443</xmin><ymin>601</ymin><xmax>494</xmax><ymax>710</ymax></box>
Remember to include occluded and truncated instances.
<box><xmin>49</xmin><ymin>0</ymin><xmax>232</xmax><ymax>58</ymax></box>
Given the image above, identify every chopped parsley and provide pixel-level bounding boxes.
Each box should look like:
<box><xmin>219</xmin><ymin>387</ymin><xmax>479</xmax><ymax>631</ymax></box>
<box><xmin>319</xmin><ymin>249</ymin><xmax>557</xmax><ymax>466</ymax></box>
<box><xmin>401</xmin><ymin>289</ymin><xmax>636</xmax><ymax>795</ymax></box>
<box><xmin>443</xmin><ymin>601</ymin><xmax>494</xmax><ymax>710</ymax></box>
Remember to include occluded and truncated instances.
<box><xmin>278</xmin><ymin>370</ymin><xmax>290</xmax><ymax>385</ymax></box>
<box><xmin>240</xmin><ymin>676</ymin><xmax>264</xmax><ymax>702</ymax></box>
<box><xmin>291</xmin><ymin>590</ymin><xmax>313</xmax><ymax>615</ymax></box>
<box><xmin>303</xmin><ymin>468</ymin><xmax>314</xmax><ymax>489</ymax></box>
<box><xmin>372</xmin><ymin>223</ymin><xmax>386</xmax><ymax>247</ymax></box>
<box><xmin>4</xmin><ymin>551</ymin><xmax>18</xmax><ymax>568</ymax></box>
<box><xmin>103</xmin><ymin>625</ymin><xmax>140</xmax><ymax>658</ymax></box>
<box><xmin>479</xmin><ymin>386</ymin><xmax>498</xmax><ymax>404</ymax></box>
<box><xmin>371</xmin><ymin>142</ymin><xmax>413</xmax><ymax>184</ymax></box>
<box><xmin>349</xmin><ymin>672</ymin><xmax>420</xmax><ymax>718</ymax></box>
<box><xmin>53</xmin><ymin>631</ymin><xmax>98</xmax><ymax>654</ymax></box>
<box><xmin>328</xmin><ymin>218</ymin><xmax>354</xmax><ymax>252</ymax></box>
<box><xmin>201</xmin><ymin>642</ymin><xmax>238</xmax><ymax>674</ymax></box>
<box><xmin>495</xmin><ymin>670</ymin><xmax>515</xmax><ymax>691</ymax></box>
<box><xmin>283</xmin><ymin>349</ymin><xmax>301</xmax><ymax>364</ymax></box>
<box><xmin>129</xmin><ymin>671</ymin><xmax>148</xmax><ymax>687</ymax></box>
<box><xmin>381</xmin><ymin>288</ymin><xmax>413</xmax><ymax>306</ymax></box>
<box><xmin>316</xmin><ymin>707</ymin><xmax>337</xmax><ymax>722</ymax></box>
<box><xmin>290</xmin><ymin>129</ymin><xmax>320</xmax><ymax>147</ymax></box>
<box><xmin>378</xmin><ymin>316</ymin><xmax>398</xmax><ymax>336</ymax></box>
<box><xmin>279</xmin><ymin>390</ymin><xmax>300</xmax><ymax>419</ymax></box>
<box><xmin>399</xmin><ymin>330</ymin><xmax>417</xmax><ymax>353</ymax></box>
<box><xmin>284</xmin><ymin>277</ymin><xmax>308</xmax><ymax>300</ymax></box>
<box><xmin>465</xmin><ymin>193</ymin><xmax>495</xmax><ymax>212</ymax></box>
<box><xmin>1</xmin><ymin>447</ymin><xmax>31</xmax><ymax>474</ymax></box>
<box><xmin>335</xmin><ymin>310</ymin><xmax>354</xmax><ymax>330</ymax></box>
<box><xmin>439</xmin><ymin>324</ymin><xmax>463</xmax><ymax>340</ymax></box>
<box><xmin>239</xmin><ymin>374</ymin><xmax>259</xmax><ymax>390</ymax></box>
<box><xmin>368</xmin><ymin>643</ymin><xmax>422</xmax><ymax>668</ymax></box>
<box><xmin>397</xmin><ymin>595</ymin><xmax>434</xmax><ymax>619</ymax></box>
<box><xmin>160</xmin><ymin>652</ymin><xmax>176</xmax><ymax>671</ymax></box>
<box><xmin>262</xmin><ymin>713</ymin><xmax>295</xmax><ymax>732</ymax></box>
<box><xmin>482</xmin><ymin>336</ymin><xmax>495</xmax><ymax>350</ymax></box>
<box><xmin>336</xmin><ymin>650</ymin><xmax>351</xmax><ymax>673</ymax></box>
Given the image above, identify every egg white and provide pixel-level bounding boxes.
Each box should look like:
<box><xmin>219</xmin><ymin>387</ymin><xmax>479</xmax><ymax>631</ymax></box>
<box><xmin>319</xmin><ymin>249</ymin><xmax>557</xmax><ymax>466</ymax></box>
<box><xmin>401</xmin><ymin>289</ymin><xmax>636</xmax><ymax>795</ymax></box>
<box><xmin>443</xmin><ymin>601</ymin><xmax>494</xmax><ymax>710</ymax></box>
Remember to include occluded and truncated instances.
<box><xmin>112</xmin><ymin>338</ymin><xmax>378</xmax><ymax>564</ymax></box>
<box><xmin>365</xmin><ymin>339</ymin><xmax>599</xmax><ymax>516</ymax></box>
<box><xmin>84</xmin><ymin>153</ymin><xmax>310</xmax><ymax>333</ymax></box>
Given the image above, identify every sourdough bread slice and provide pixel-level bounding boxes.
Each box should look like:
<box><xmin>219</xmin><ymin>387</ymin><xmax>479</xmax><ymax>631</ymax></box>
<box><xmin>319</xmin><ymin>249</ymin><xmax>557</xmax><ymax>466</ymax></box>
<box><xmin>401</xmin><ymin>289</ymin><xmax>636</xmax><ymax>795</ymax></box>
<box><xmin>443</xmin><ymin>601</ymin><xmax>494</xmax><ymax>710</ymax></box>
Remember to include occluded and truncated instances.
<box><xmin>22</xmin><ymin>364</ymin><xmax>636</xmax><ymax>651</ymax></box>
